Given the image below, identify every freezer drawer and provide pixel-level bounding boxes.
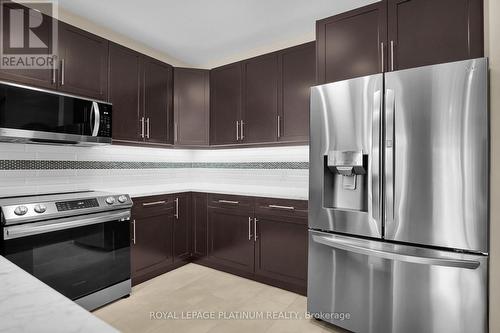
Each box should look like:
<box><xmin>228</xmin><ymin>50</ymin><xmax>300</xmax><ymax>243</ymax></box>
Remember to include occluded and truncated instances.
<box><xmin>307</xmin><ymin>230</ymin><xmax>488</xmax><ymax>333</ymax></box>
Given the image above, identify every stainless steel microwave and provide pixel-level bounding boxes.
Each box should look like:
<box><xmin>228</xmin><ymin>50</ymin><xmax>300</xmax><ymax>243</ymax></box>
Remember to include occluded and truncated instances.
<box><xmin>0</xmin><ymin>81</ymin><xmax>112</xmax><ymax>145</ymax></box>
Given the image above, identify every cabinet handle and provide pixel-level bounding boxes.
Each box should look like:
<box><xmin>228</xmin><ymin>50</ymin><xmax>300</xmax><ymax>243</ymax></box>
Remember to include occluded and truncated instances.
<box><xmin>268</xmin><ymin>204</ymin><xmax>295</xmax><ymax>211</ymax></box>
<box><xmin>254</xmin><ymin>218</ymin><xmax>258</xmax><ymax>242</ymax></box>
<box><xmin>142</xmin><ymin>200</ymin><xmax>166</xmax><ymax>207</ymax></box>
<box><xmin>174</xmin><ymin>198</ymin><xmax>179</xmax><ymax>219</ymax></box>
<box><xmin>218</xmin><ymin>199</ymin><xmax>239</xmax><ymax>205</ymax></box>
<box><xmin>236</xmin><ymin>120</ymin><xmax>240</xmax><ymax>141</ymax></box>
<box><xmin>132</xmin><ymin>219</ymin><xmax>136</xmax><ymax>245</ymax></box>
<box><xmin>174</xmin><ymin>122</ymin><xmax>178</xmax><ymax>143</ymax></box>
<box><xmin>140</xmin><ymin>117</ymin><xmax>145</xmax><ymax>139</ymax></box>
<box><xmin>60</xmin><ymin>59</ymin><xmax>65</xmax><ymax>85</ymax></box>
<box><xmin>146</xmin><ymin>117</ymin><xmax>151</xmax><ymax>139</ymax></box>
<box><xmin>390</xmin><ymin>40</ymin><xmax>395</xmax><ymax>71</ymax></box>
<box><xmin>380</xmin><ymin>42</ymin><xmax>384</xmax><ymax>72</ymax></box>
<box><xmin>248</xmin><ymin>217</ymin><xmax>252</xmax><ymax>241</ymax></box>
<box><xmin>240</xmin><ymin>120</ymin><xmax>244</xmax><ymax>140</ymax></box>
<box><xmin>277</xmin><ymin>115</ymin><xmax>281</xmax><ymax>138</ymax></box>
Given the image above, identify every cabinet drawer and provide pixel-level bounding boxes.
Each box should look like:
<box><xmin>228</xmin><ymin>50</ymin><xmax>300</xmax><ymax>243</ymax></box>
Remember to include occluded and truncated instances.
<box><xmin>208</xmin><ymin>194</ymin><xmax>254</xmax><ymax>212</ymax></box>
<box><xmin>255</xmin><ymin>197</ymin><xmax>308</xmax><ymax>220</ymax></box>
<box><xmin>132</xmin><ymin>195</ymin><xmax>173</xmax><ymax>217</ymax></box>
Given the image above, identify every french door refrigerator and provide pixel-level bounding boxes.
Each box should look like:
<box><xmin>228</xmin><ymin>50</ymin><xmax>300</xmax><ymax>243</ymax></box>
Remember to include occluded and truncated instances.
<box><xmin>308</xmin><ymin>58</ymin><xmax>488</xmax><ymax>333</ymax></box>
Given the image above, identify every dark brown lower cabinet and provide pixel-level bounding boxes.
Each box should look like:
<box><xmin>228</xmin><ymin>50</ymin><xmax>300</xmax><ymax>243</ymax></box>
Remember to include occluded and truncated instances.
<box><xmin>131</xmin><ymin>195</ymin><xmax>173</xmax><ymax>285</ymax></box>
<box><xmin>173</xmin><ymin>193</ymin><xmax>191</xmax><ymax>263</ymax></box>
<box><xmin>208</xmin><ymin>207</ymin><xmax>255</xmax><ymax>273</ymax></box>
<box><xmin>191</xmin><ymin>193</ymin><xmax>208</xmax><ymax>258</ymax></box>
<box><xmin>131</xmin><ymin>192</ymin><xmax>308</xmax><ymax>295</ymax></box>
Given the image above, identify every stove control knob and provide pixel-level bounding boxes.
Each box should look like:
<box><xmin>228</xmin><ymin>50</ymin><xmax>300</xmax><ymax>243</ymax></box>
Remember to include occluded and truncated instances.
<box><xmin>14</xmin><ymin>206</ymin><xmax>28</xmax><ymax>216</ymax></box>
<box><xmin>118</xmin><ymin>195</ymin><xmax>128</xmax><ymax>203</ymax></box>
<box><xmin>105</xmin><ymin>196</ymin><xmax>116</xmax><ymax>205</ymax></box>
<box><xmin>34</xmin><ymin>204</ymin><xmax>47</xmax><ymax>214</ymax></box>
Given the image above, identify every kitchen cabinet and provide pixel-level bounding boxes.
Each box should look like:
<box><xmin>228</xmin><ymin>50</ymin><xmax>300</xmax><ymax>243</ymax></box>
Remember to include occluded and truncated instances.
<box><xmin>109</xmin><ymin>44</ymin><xmax>173</xmax><ymax>145</ymax></box>
<box><xmin>173</xmin><ymin>68</ymin><xmax>210</xmax><ymax>146</ymax></box>
<box><xmin>254</xmin><ymin>198</ymin><xmax>308</xmax><ymax>294</ymax></box>
<box><xmin>142</xmin><ymin>56</ymin><xmax>173</xmax><ymax>144</ymax></box>
<box><xmin>173</xmin><ymin>193</ymin><xmax>191</xmax><ymax>262</ymax></box>
<box><xmin>109</xmin><ymin>43</ymin><xmax>141</xmax><ymax>142</ymax></box>
<box><xmin>278</xmin><ymin>42</ymin><xmax>315</xmax><ymax>142</ymax></box>
<box><xmin>191</xmin><ymin>193</ymin><xmax>208</xmax><ymax>259</ymax></box>
<box><xmin>316</xmin><ymin>0</ymin><xmax>484</xmax><ymax>83</ymax></box>
<box><xmin>0</xmin><ymin>3</ymin><xmax>57</xmax><ymax>90</ymax></box>
<box><xmin>58</xmin><ymin>22</ymin><xmax>108</xmax><ymax>100</ymax></box>
<box><xmin>387</xmin><ymin>0</ymin><xmax>483</xmax><ymax>71</ymax></box>
<box><xmin>131</xmin><ymin>195</ymin><xmax>173</xmax><ymax>285</ymax></box>
<box><xmin>242</xmin><ymin>53</ymin><xmax>279</xmax><ymax>143</ymax></box>
<box><xmin>316</xmin><ymin>2</ymin><xmax>387</xmax><ymax>84</ymax></box>
<box><xmin>210</xmin><ymin>63</ymin><xmax>243</xmax><ymax>145</ymax></box>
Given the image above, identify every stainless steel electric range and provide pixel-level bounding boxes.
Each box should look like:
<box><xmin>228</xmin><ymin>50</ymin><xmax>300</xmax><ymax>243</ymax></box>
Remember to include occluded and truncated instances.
<box><xmin>0</xmin><ymin>191</ymin><xmax>133</xmax><ymax>310</ymax></box>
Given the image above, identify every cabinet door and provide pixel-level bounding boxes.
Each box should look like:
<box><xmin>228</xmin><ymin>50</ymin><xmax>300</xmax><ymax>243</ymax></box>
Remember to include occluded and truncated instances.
<box><xmin>173</xmin><ymin>68</ymin><xmax>210</xmax><ymax>146</ymax></box>
<box><xmin>192</xmin><ymin>193</ymin><xmax>208</xmax><ymax>258</ymax></box>
<box><xmin>58</xmin><ymin>23</ymin><xmax>108</xmax><ymax>100</ymax></box>
<box><xmin>387</xmin><ymin>0</ymin><xmax>484</xmax><ymax>71</ymax></box>
<box><xmin>173</xmin><ymin>193</ymin><xmax>190</xmax><ymax>262</ymax></box>
<box><xmin>278</xmin><ymin>42</ymin><xmax>315</xmax><ymax>142</ymax></box>
<box><xmin>210</xmin><ymin>63</ymin><xmax>242</xmax><ymax>145</ymax></box>
<box><xmin>0</xmin><ymin>3</ymin><xmax>56</xmax><ymax>89</ymax></box>
<box><xmin>131</xmin><ymin>213</ymin><xmax>173</xmax><ymax>279</ymax></box>
<box><xmin>243</xmin><ymin>54</ymin><xmax>279</xmax><ymax>143</ymax></box>
<box><xmin>109</xmin><ymin>44</ymin><xmax>141</xmax><ymax>142</ymax></box>
<box><xmin>142</xmin><ymin>57</ymin><xmax>173</xmax><ymax>144</ymax></box>
<box><xmin>254</xmin><ymin>216</ymin><xmax>308</xmax><ymax>291</ymax></box>
<box><xmin>316</xmin><ymin>2</ymin><xmax>387</xmax><ymax>84</ymax></box>
<box><xmin>208</xmin><ymin>208</ymin><xmax>254</xmax><ymax>273</ymax></box>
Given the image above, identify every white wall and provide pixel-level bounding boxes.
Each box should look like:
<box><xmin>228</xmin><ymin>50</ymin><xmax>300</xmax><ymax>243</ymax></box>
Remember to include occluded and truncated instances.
<box><xmin>487</xmin><ymin>0</ymin><xmax>500</xmax><ymax>331</ymax></box>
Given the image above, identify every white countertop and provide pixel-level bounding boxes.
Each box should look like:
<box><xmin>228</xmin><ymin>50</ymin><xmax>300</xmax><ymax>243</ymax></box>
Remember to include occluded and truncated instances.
<box><xmin>0</xmin><ymin>256</ymin><xmax>118</xmax><ymax>333</ymax></box>
<box><xmin>97</xmin><ymin>183</ymin><xmax>309</xmax><ymax>200</ymax></box>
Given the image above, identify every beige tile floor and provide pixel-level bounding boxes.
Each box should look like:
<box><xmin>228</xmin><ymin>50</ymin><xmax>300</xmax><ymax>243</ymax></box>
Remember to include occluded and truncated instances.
<box><xmin>93</xmin><ymin>263</ymin><xmax>348</xmax><ymax>333</ymax></box>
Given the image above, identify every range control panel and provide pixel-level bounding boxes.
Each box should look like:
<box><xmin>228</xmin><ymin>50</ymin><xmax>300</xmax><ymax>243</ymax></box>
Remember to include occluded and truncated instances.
<box><xmin>56</xmin><ymin>199</ymin><xmax>99</xmax><ymax>212</ymax></box>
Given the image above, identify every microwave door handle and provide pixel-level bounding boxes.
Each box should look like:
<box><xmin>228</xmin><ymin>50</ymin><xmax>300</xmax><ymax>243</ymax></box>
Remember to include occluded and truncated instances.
<box><xmin>91</xmin><ymin>101</ymin><xmax>100</xmax><ymax>137</ymax></box>
<box><xmin>3</xmin><ymin>210</ymin><xmax>131</xmax><ymax>240</ymax></box>
<box><xmin>312</xmin><ymin>235</ymin><xmax>480</xmax><ymax>270</ymax></box>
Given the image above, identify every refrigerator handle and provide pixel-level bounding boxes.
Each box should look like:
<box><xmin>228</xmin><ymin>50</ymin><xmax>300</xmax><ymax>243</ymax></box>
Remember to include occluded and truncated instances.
<box><xmin>312</xmin><ymin>235</ymin><xmax>480</xmax><ymax>270</ymax></box>
<box><xmin>371</xmin><ymin>90</ymin><xmax>382</xmax><ymax>225</ymax></box>
<box><xmin>385</xmin><ymin>89</ymin><xmax>395</xmax><ymax>227</ymax></box>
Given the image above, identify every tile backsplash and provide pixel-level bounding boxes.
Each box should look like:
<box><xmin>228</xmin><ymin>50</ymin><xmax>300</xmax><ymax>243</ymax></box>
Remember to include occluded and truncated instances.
<box><xmin>0</xmin><ymin>143</ymin><xmax>309</xmax><ymax>197</ymax></box>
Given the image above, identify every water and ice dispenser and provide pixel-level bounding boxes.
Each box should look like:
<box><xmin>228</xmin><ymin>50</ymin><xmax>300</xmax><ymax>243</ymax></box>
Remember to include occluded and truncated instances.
<box><xmin>324</xmin><ymin>150</ymin><xmax>368</xmax><ymax>211</ymax></box>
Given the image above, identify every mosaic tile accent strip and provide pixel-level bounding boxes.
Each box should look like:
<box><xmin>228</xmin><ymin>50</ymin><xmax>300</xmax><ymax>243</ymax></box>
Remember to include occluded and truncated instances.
<box><xmin>0</xmin><ymin>160</ymin><xmax>309</xmax><ymax>170</ymax></box>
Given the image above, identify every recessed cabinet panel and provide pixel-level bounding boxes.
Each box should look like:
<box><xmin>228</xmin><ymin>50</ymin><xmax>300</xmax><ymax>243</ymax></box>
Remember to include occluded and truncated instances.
<box><xmin>192</xmin><ymin>193</ymin><xmax>208</xmax><ymax>258</ymax></box>
<box><xmin>173</xmin><ymin>193</ymin><xmax>191</xmax><ymax>262</ymax></box>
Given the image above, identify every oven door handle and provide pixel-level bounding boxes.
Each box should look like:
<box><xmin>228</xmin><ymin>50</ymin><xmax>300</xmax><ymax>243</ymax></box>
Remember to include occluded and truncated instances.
<box><xmin>3</xmin><ymin>209</ymin><xmax>131</xmax><ymax>240</ymax></box>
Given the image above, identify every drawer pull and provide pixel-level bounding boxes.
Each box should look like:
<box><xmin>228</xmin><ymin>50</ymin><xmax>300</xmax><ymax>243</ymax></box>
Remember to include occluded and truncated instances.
<box><xmin>268</xmin><ymin>204</ymin><xmax>295</xmax><ymax>211</ymax></box>
<box><xmin>218</xmin><ymin>200</ymin><xmax>239</xmax><ymax>205</ymax></box>
<box><xmin>142</xmin><ymin>200</ymin><xmax>166</xmax><ymax>207</ymax></box>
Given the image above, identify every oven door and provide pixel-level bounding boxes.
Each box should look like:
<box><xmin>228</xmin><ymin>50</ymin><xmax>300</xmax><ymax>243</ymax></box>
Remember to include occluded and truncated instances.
<box><xmin>1</xmin><ymin>210</ymin><xmax>130</xmax><ymax>302</ymax></box>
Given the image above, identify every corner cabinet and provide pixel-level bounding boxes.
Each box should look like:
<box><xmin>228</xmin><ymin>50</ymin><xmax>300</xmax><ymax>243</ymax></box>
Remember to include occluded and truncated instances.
<box><xmin>173</xmin><ymin>68</ymin><xmax>210</xmax><ymax>146</ymax></box>
<box><xmin>316</xmin><ymin>0</ymin><xmax>484</xmax><ymax>84</ymax></box>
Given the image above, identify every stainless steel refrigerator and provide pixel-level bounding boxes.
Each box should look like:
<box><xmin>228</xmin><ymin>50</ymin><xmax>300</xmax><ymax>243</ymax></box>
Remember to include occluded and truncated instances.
<box><xmin>308</xmin><ymin>58</ymin><xmax>489</xmax><ymax>333</ymax></box>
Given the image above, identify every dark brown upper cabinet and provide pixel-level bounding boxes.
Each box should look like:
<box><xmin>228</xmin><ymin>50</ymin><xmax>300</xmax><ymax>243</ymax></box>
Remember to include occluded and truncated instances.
<box><xmin>141</xmin><ymin>56</ymin><xmax>173</xmax><ymax>145</ymax></box>
<box><xmin>173</xmin><ymin>193</ymin><xmax>191</xmax><ymax>263</ymax></box>
<box><xmin>242</xmin><ymin>53</ymin><xmax>279</xmax><ymax>143</ymax></box>
<box><xmin>109</xmin><ymin>43</ymin><xmax>141</xmax><ymax>142</ymax></box>
<box><xmin>0</xmin><ymin>3</ymin><xmax>57</xmax><ymax>90</ymax></box>
<box><xmin>210</xmin><ymin>63</ymin><xmax>243</xmax><ymax>145</ymax></box>
<box><xmin>387</xmin><ymin>0</ymin><xmax>484</xmax><ymax>71</ymax></box>
<box><xmin>58</xmin><ymin>22</ymin><xmax>108</xmax><ymax>100</ymax></box>
<box><xmin>316</xmin><ymin>2</ymin><xmax>387</xmax><ymax>84</ymax></box>
<box><xmin>173</xmin><ymin>68</ymin><xmax>210</xmax><ymax>146</ymax></box>
<box><xmin>278</xmin><ymin>42</ymin><xmax>315</xmax><ymax>142</ymax></box>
